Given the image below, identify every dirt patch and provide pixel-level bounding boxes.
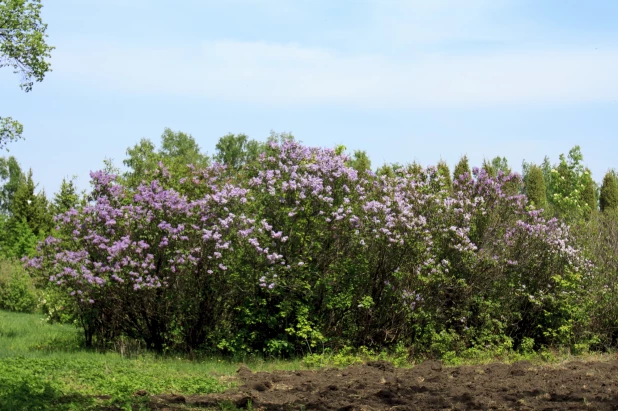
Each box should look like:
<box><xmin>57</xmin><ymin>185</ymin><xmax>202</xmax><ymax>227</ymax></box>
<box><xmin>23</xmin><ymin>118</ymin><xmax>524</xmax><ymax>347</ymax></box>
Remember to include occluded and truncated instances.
<box><xmin>154</xmin><ymin>359</ymin><xmax>618</xmax><ymax>410</ymax></box>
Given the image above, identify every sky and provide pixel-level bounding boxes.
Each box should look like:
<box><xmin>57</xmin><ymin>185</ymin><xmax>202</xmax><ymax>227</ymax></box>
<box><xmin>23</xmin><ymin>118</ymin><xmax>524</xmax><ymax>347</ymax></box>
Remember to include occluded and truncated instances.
<box><xmin>1</xmin><ymin>0</ymin><xmax>618</xmax><ymax>195</ymax></box>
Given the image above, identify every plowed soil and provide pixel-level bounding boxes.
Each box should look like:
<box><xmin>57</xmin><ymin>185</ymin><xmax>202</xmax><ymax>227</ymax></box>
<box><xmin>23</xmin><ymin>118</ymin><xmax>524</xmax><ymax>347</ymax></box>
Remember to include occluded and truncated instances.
<box><xmin>152</xmin><ymin>359</ymin><xmax>618</xmax><ymax>410</ymax></box>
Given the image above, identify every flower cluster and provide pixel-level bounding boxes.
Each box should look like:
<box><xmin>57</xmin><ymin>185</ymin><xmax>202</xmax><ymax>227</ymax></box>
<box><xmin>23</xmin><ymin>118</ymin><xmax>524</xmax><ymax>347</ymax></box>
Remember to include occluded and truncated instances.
<box><xmin>25</xmin><ymin>141</ymin><xmax>589</xmax><ymax>353</ymax></box>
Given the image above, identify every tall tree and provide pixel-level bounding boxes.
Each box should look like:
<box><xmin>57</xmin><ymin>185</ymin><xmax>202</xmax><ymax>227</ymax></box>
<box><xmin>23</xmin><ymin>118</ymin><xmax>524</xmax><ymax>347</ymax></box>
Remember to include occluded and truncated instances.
<box><xmin>548</xmin><ymin>146</ymin><xmax>589</xmax><ymax>220</ymax></box>
<box><xmin>453</xmin><ymin>155</ymin><xmax>471</xmax><ymax>182</ymax></box>
<box><xmin>347</xmin><ymin>150</ymin><xmax>372</xmax><ymax>176</ymax></box>
<box><xmin>580</xmin><ymin>168</ymin><xmax>596</xmax><ymax>215</ymax></box>
<box><xmin>123</xmin><ymin>138</ymin><xmax>160</xmax><ymax>186</ymax></box>
<box><xmin>123</xmin><ymin>128</ymin><xmax>209</xmax><ymax>186</ymax></box>
<box><xmin>0</xmin><ymin>155</ymin><xmax>25</xmax><ymax>213</ymax></box>
<box><xmin>214</xmin><ymin>133</ymin><xmax>253</xmax><ymax>169</ymax></box>
<box><xmin>52</xmin><ymin>176</ymin><xmax>79</xmax><ymax>216</ymax></box>
<box><xmin>491</xmin><ymin>156</ymin><xmax>510</xmax><ymax>175</ymax></box>
<box><xmin>524</xmin><ymin>164</ymin><xmax>547</xmax><ymax>209</ymax></box>
<box><xmin>9</xmin><ymin>168</ymin><xmax>50</xmax><ymax>236</ymax></box>
<box><xmin>1</xmin><ymin>0</ymin><xmax>54</xmax><ymax>148</ymax></box>
<box><xmin>600</xmin><ymin>171</ymin><xmax>618</xmax><ymax>213</ymax></box>
<box><xmin>437</xmin><ymin>160</ymin><xmax>452</xmax><ymax>192</ymax></box>
<box><xmin>159</xmin><ymin>128</ymin><xmax>208</xmax><ymax>167</ymax></box>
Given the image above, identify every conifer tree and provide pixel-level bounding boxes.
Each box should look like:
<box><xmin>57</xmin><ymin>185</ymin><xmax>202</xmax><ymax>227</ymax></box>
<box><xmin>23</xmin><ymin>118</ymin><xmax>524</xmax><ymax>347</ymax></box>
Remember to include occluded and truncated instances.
<box><xmin>9</xmin><ymin>169</ymin><xmax>51</xmax><ymax>237</ymax></box>
<box><xmin>482</xmin><ymin>159</ymin><xmax>495</xmax><ymax>177</ymax></box>
<box><xmin>600</xmin><ymin>171</ymin><xmax>618</xmax><ymax>212</ymax></box>
<box><xmin>580</xmin><ymin>168</ymin><xmax>596</xmax><ymax>215</ymax></box>
<box><xmin>525</xmin><ymin>165</ymin><xmax>547</xmax><ymax>209</ymax></box>
<box><xmin>52</xmin><ymin>177</ymin><xmax>80</xmax><ymax>216</ymax></box>
<box><xmin>453</xmin><ymin>155</ymin><xmax>471</xmax><ymax>182</ymax></box>
<box><xmin>437</xmin><ymin>160</ymin><xmax>452</xmax><ymax>192</ymax></box>
<box><xmin>491</xmin><ymin>156</ymin><xmax>511</xmax><ymax>175</ymax></box>
<box><xmin>346</xmin><ymin>150</ymin><xmax>372</xmax><ymax>176</ymax></box>
<box><xmin>0</xmin><ymin>156</ymin><xmax>25</xmax><ymax>214</ymax></box>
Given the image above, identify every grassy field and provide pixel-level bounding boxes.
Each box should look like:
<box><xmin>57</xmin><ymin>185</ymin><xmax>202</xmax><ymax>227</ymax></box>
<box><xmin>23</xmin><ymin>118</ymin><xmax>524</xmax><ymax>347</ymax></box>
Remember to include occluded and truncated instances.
<box><xmin>2</xmin><ymin>309</ymin><xmax>616</xmax><ymax>410</ymax></box>
<box><xmin>0</xmin><ymin>310</ymin><xmax>307</xmax><ymax>410</ymax></box>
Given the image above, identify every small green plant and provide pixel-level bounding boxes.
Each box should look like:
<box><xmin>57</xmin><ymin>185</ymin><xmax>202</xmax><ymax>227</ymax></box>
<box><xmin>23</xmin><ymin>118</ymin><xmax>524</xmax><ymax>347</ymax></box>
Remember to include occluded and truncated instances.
<box><xmin>0</xmin><ymin>259</ymin><xmax>38</xmax><ymax>313</ymax></box>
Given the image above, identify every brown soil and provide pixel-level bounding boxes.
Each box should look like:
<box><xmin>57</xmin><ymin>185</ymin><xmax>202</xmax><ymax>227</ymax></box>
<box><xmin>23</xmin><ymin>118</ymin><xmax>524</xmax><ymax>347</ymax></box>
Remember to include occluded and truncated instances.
<box><xmin>153</xmin><ymin>359</ymin><xmax>618</xmax><ymax>410</ymax></box>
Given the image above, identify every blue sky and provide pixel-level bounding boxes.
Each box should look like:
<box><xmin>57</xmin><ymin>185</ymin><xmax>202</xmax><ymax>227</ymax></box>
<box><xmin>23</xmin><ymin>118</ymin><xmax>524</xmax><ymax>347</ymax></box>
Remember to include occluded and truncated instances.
<box><xmin>1</xmin><ymin>0</ymin><xmax>618</xmax><ymax>195</ymax></box>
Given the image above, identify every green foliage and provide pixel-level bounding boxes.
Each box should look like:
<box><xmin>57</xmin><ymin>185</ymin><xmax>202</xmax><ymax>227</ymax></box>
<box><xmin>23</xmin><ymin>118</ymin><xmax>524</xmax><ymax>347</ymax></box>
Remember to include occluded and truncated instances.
<box><xmin>524</xmin><ymin>164</ymin><xmax>548</xmax><ymax>209</ymax></box>
<box><xmin>453</xmin><ymin>155</ymin><xmax>471</xmax><ymax>181</ymax></box>
<box><xmin>574</xmin><ymin>210</ymin><xmax>618</xmax><ymax>349</ymax></box>
<box><xmin>0</xmin><ymin>0</ymin><xmax>54</xmax><ymax>148</ymax></box>
<box><xmin>0</xmin><ymin>166</ymin><xmax>50</xmax><ymax>258</ymax></box>
<box><xmin>0</xmin><ymin>259</ymin><xmax>38</xmax><ymax>312</ymax></box>
<box><xmin>0</xmin><ymin>310</ymin><xmax>230</xmax><ymax>410</ymax></box>
<box><xmin>0</xmin><ymin>155</ymin><xmax>24</xmax><ymax>213</ymax></box>
<box><xmin>0</xmin><ymin>117</ymin><xmax>23</xmax><ymax>149</ymax></box>
<box><xmin>52</xmin><ymin>177</ymin><xmax>80</xmax><ymax>216</ymax></box>
<box><xmin>346</xmin><ymin>150</ymin><xmax>372</xmax><ymax>176</ymax></box>
<box><xmin>0</xmin><ymin>310</ymin><xmax>276</xmax><ymax>410</ymax></box>
<box><xmin>599</xmin><ymin>171</ymin><xmax>618</xmax><ymax>213</ymax></box>
<box><xmin>581</xmin><ymin>168</ymin><xmax>597</xmax><ymax>216</ymax></box>
<box><xmin>0</xmin><ymin>0</ymin><xmax>54</xmax><ymax>92</ymax></box>
<box><xmin>123</xmin><ymin>128</ymin><xmax>210</xmax><ymax>187</ymax></box>
<box><xmin>214</xmin><ymin>133</ymin><xmax>261</xmax><ymax>170</ymax></box>
<box><xmin>546</xmin><ymin>146</ymin><xmax>591</xmax><ymax>220</ymax></box>
<box><xmin>38</xmin><ymin>288</ymin><xmax>78</xmax><ymax>325</ymax></box>
<box><xmin>436</xmin><ymin>160</ymin><xmax>452</xmax><ymax>192</ymax></box>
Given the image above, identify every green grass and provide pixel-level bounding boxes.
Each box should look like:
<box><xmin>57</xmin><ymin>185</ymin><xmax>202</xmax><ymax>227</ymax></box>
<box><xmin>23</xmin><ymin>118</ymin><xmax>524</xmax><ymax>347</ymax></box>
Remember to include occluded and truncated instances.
<box><xmin>3</xmin><ymin>310</ymin><xmax>613</xmax><ymax>410</ymax></box>
<box><xmin>0</xmin><ymin>310</ymin><xmax>250</xmax><ymax>410</ymax></box>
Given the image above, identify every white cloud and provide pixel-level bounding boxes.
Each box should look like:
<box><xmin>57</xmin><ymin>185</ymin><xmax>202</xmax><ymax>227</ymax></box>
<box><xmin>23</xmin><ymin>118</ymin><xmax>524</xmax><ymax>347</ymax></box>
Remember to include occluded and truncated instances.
<box><xmin>51</xmin><ymin>37</ymin><xmax>618</xmax><ymax>108</ymax></box>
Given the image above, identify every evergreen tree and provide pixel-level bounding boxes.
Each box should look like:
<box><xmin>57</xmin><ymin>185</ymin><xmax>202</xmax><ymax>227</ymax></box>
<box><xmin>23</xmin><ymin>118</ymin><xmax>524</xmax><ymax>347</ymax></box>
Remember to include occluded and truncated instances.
<box><xmin>525</xmin><ymin>165</ymin><xmax>547</xmax><ymax>209</ymax></box>
<box><xmin>9</xmin><ymin>169</ymin><xmax>51</xmax><ymax>237</ymax></box>
<box><xmin>580</xmin><ymin>168</ymin><xmax>597</xmax><ymax>215</ymax></box>
<box><xmin>600</xmin><ymin>171</ymin><xmax>618</xmax><ymax>212</ymax></box>
<box><xmin>482</xmin><ymin>159</ymin><xmax>495</xmax><ymax>177</ymax></box>
<box><xmin>346</xmin><ymin>150</ymin><xmax>372</xmax><ymax>176</ymax></box>
<box><xmin>0</xmin><ymin>156</ymin><xmax>25</xmax><ymax>214</ymax></box>
<box><xmin>453</xmin><ymin>155</ymin><xmax>471</xmax><ymax>182</ymax></box>
<box><xmin>491</xmin><ymin>156</ymin><xmax>510</xmax><ymax>175</ymax></box>
<box><xmin>437</xmin><ymin>160</ymin><xmax>452</xmax><ymax>192</ymax></box>
<box><xmin>52</xmin><ymin>177</ymin><xmax>80</xmax><ymax>216</ymax></box>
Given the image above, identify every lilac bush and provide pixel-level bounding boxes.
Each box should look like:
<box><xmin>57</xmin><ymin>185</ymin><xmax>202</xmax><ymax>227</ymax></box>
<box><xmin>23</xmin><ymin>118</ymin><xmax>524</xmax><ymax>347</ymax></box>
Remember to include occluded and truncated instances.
<box><xmin>26</xmin><ymin>142</ymin><xmax>589</xmax><ymax>355</ymax></box>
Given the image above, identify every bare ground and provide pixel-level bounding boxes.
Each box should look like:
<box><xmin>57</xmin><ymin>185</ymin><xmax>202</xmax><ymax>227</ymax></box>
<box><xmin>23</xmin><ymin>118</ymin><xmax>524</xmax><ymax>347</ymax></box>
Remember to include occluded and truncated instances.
<box><xmin>151</xmin><ymin>359</ymin><xmax>618</xmax><ymax>410</ymax></box>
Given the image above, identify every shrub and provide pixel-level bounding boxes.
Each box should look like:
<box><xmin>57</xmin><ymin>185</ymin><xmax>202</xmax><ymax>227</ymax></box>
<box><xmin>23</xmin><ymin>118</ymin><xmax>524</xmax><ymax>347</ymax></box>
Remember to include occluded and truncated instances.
<box><xmin>0</xmin><ymin>258</ymin><xmax>38</xmax><ymax>312</ymax></box>
<box><xmin>26</xmin><ymin>142</ymin><xmax>589</xmax><ymax>356</ymax></box>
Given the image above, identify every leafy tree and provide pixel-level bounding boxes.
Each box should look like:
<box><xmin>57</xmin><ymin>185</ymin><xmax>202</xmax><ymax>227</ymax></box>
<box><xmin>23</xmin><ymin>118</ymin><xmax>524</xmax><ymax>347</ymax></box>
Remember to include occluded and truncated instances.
<box><xmin>159</xmin><ymin>128</ymin><xmax>208</xmax><ymax>167</ymax></box>
<box><xmin>453</xmin><ymin>155</ymin><xmax>471</xmax><ymax>181</ymax></box>
<box><xmin>214</xmin><ymin>133</ymin><xmax>257</xmax><ymax>169</ymax></box>
<box><xmin>1</xmin><ymin>0</ymin><xmax>54</xmax><ymax>148</ymax></box>
<box><xmin>266</xmin><ymin>130</ymin><xmax>295</xmax><ymax>145</ymax></box>
<box><xmin>0</xmin><ymin>117</ymin><xmax>23</xmax><ymax>149</ymax></box>
<box><xmin>0</xmin><ymin>155</ymin><xmax>25</xmax><ymax>213</ymax></box>
<box><xmin>123</xmin><ymin>138</ymin><xmax>159</xmax><ymax>186</ymax></box>
<box><xmin>547</xmin><ymin>146</ymin><xmax>590</xmax><ymax>220</ymax></box>
<box><xmin>347</xmin><ymin>150</ymin><xmax>372</xmax><ymax>176</ymax></box>
<box><xmin>124</xmin><ymin>128</ymin><xmax>209</xmax><ymax>186</ymax></box>
<box><xmin>524</xmin><ymin>164</ymin><xmax>547</xmax><ymax>209</ymax></box>
<box><xmin>600</xmin><ymin>171</ymin><xmax>618</xmax><ymax>213</ymax></box>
